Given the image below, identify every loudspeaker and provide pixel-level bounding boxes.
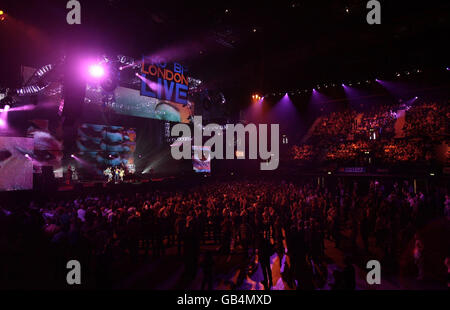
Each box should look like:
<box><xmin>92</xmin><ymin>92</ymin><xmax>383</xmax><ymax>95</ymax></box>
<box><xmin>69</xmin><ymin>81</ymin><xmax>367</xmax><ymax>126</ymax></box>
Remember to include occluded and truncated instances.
<box><xmin>62</xmin><ymin>54</ymin><xmax>86</xmax><ymax>125</ymax></box>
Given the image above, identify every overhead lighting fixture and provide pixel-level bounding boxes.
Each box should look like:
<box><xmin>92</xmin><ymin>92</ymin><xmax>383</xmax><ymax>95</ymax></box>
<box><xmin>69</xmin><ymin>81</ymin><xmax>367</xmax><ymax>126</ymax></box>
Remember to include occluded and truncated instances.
<box><xmin>88</xmin><ymin>64</ymin><xmax>105</xmax><ymax>78</ymax></box>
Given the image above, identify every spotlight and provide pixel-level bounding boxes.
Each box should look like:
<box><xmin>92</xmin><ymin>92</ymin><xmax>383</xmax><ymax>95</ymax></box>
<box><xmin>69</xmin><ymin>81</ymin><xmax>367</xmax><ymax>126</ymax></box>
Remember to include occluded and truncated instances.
<box><xmin>415</xmin><ymin>96</ymin><xmax>418</xmax><ymax>99</ymax></box>
<box><xmin>4</xmin><ymin>104</ymin><xmax>10</xmax><ymax>111</ymax></box>
<box><xmin>71</xmin><ymin>154</ymin><xmax>75</xmax><ymax>158</ymax></box>
<box><xmin>88</xmin><ymin>64</ymin><xmax>105</xmax><ymax>78</ymax></box>
<box><xmin>252</xmin><ymin>93</ymin><xmax>262</xmax><ymax>100</ymax></box>
<box><xmin>25</xmin><ymin>154</ymin><xmax>30</xmax><ymax>159</ymax></box>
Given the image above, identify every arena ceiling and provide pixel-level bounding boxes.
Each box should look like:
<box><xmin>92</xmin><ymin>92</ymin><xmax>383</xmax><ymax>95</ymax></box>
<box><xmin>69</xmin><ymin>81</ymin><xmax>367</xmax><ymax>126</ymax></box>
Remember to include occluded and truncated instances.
<box><xmin>0</xmin><ymin>0</ymin><xmax>449</xmax><ymax>103</ymax></box>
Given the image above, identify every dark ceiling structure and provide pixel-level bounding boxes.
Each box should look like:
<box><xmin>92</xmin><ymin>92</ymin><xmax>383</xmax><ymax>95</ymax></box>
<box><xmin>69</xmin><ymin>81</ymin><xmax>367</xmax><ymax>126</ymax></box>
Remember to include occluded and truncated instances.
<box><xmin>0</xmin><ymin>0</ymin><xmax>449</xmax><ymax>107</ymax></box>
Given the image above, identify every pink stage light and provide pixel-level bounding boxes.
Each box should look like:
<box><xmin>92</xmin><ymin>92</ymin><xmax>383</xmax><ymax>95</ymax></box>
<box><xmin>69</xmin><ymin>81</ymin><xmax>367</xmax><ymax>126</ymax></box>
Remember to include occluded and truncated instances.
<box><xmin>88</xmin><ymin>64</ymin><xmax>105</xmax><ymax>78</ymax></box>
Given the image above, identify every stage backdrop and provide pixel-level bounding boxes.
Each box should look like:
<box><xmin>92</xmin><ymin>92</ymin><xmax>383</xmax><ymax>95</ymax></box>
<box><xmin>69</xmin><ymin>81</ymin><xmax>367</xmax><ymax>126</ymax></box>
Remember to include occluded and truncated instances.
<box><xmin>0</xmin><ymin>137</ymin><xmax>34</xmax><ymax>191</ymax></box>
<box><xmin>75</xmin><ymin>123</ymin><xmax>136</xmax><ymax>179</ymax></box>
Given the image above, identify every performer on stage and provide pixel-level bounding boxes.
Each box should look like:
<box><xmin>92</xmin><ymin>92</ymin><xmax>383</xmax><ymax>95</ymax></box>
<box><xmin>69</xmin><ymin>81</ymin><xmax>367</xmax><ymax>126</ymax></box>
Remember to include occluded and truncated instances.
<box><xmin>114</xmin><ymin>166</ymin><xmax>120</xmax><ymax>183</ymax></box>
<box><xmin>71</xmin><ymin>166</ymin><xmax>78</xmax><ymax>181</ymax></box>
<box><xmin>119</xmin><ymin>168</ymin><xmax>125</xmax><ymax>182</ymax></box>
<box><xmin>104</xmin><ymin>166</ymin><xmax>113</xmax><ymax>183</ymax></box>
<box><xmin>66</xmin><ymin>165</ymin><xmax>73</xmax><ymax>184</ymax></box>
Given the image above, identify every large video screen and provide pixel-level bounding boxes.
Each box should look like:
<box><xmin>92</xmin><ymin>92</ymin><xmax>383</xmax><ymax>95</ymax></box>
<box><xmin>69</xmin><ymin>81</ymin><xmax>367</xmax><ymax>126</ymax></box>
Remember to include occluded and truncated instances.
<box><xmin>76</xmin><ymin>123</ymin><xmax>136</xmax><ymax>178</ymax></box>
<box><xmin>192</xmin><ymin>146</ymin><xmax>211</xmax><ymax>173</ymax></box>
<box><xmin>85</xmin><ymin>85</ymin><xmax>193</xmax><ymax>123</ymax></box>
<box><xmin>0</xmin><ymin>137</ymin><xmax>34</xmax><ymax>191</ymax></box>
<box><xmin>27</xmin><ymin>119</ymin><xmax>64</xmax><ymax>178</ymax></box>
<box><xmin>84</xmin><ymin>58</ymin><xmax>194</xmax><ymax>123</ymax></box>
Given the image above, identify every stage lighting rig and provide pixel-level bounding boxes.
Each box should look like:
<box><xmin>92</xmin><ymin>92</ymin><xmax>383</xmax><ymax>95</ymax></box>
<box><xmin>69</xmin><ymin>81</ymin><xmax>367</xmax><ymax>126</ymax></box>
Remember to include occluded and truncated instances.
<box><xmin>0</xmin><ymin>95</ymin><xmax>15</xmax><ymax>110</ymax></box>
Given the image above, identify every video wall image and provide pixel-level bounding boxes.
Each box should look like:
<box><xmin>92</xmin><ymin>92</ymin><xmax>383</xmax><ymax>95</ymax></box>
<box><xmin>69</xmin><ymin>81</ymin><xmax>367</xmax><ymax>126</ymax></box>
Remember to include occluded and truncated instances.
<box><xmin>76</xmin><ymin>123</ymin><xmax>136</xmax><ymax>178</ymax></box>
<box><xmin>85</xmin><ymin>83</ymin><xmax>194</xmax><ymax>123</ymax></box>
<box><xmin>192</xmin><ymin>146</ymin><xmax>211</xmax><ymax>173</ymax></box>
<box><xmin>0</xmin><ymin>137</ymin><xmax>34</xmax><ymax>191</ymax></box>
<box><xmin>26</xmin><ymin>119</ymin><xmax>64</xmax><ymax>177</ymax></box>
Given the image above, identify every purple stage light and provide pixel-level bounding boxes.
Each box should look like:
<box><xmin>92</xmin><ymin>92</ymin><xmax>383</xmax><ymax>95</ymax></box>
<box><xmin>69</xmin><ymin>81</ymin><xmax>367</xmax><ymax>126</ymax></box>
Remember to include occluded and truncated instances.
<box><xmin>88</xmin><ymin>64</ymin><xmax>105</xmax><ymax>78</ymax></box>
<box><xmin>25</xmin><ymin>154</ymin><xmax>30</xmax><ymax>159</ymax></box>
<box><xmin>71</xmin><ymin>154</ymin><xmax>75</xmax><ymax>158</ymax></box>
<box><xmin>4</xmin><ymin>105</ymin><xmax>10</xmax><ymax>111</ymax></box>
<box><xmin>0</xmin><ymin>119</ymin><xmax>4</xmax><ymax>127</ymax></box>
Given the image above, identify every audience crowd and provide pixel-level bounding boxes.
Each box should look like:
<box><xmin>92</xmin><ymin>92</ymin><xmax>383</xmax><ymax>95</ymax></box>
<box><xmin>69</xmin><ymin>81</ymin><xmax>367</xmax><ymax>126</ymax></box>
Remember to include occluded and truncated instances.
<box><xmin>403</xmin><ymin>102</ymin><xmax>449</xmax><ymax>138</ymax></box>
<box><xmin>1</xmin><ymin>178</ymin><xmax>448</xmax><ymax>290</ymax></box>
<box><xmin>292</xmin><ymin>101</ymin><xmax>449</xmax><ymax>165</ymax></box>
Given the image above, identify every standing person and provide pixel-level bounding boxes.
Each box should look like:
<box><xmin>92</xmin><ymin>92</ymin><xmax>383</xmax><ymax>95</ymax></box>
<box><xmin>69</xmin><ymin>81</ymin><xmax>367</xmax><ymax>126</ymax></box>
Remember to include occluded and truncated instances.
<box><xmin>333</xmin><ymin>212</ymin><xmax>341</xmax><ymax>249</ymax></box>
<box><xmin>342</xmin><ymin>256</ymin><xmax>356</xmax><ymax>290</ymax></box>
<box><xmin>184</xmin><ymin>216</ymin><xmax>200</xmax><ymax>280</ymax></box>
<box><xmin>445</xmin><ymin>257</ymin><xmax>450</xmax><ymax>289</ymax></box>
<box><xmin>257</xmin><ymin>236</ymin><xmax>273</xmax><ymax>290</ymax></box>
<box><xmin>360</xmin><ymin>210</ymin><xmax>370</xmax><ymax>252</ymax></box>
<box><xmin>175</xmin><ymin>213</ymin><xmax>186</xmax><ymax>256</ymax></box>
<box><xmin>200</xmin><ymin>251</ymin><xmax>214</xmax><ymax>290</ymax></box>
<box><xmin>413</xmin><ymin>233</ymin><xmax>425</xmax><ymax>280</ymax></box>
